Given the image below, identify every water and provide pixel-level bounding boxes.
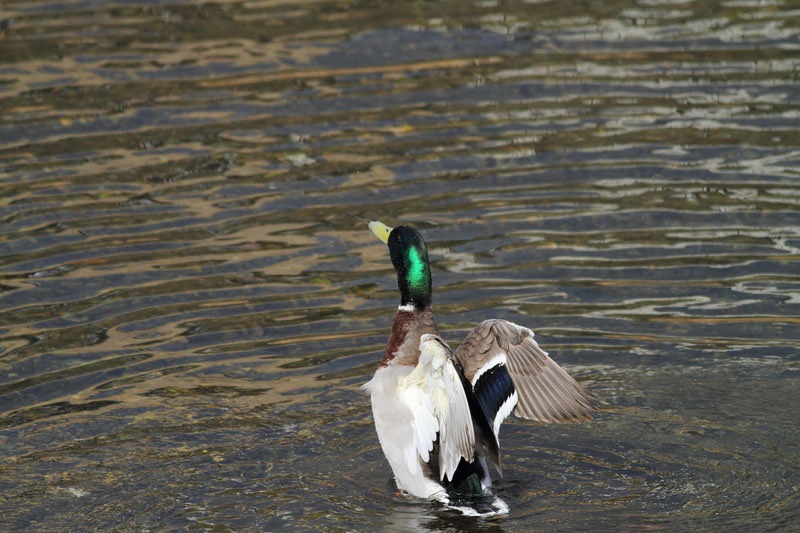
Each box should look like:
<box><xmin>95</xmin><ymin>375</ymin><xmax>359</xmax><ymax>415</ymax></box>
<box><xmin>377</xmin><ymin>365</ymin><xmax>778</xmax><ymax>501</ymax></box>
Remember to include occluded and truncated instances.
<box><xmin>1</xmin><ymin>0</ymin><xmax>799</xmax><ymax>530</ymax></box>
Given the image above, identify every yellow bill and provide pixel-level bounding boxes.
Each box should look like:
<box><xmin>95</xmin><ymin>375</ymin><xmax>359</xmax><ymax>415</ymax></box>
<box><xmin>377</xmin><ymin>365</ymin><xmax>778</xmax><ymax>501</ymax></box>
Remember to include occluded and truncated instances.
<box><xmin>369</xmin><ymin>221</ymin><xmax>392</xmax><ymax>244</ymax></box>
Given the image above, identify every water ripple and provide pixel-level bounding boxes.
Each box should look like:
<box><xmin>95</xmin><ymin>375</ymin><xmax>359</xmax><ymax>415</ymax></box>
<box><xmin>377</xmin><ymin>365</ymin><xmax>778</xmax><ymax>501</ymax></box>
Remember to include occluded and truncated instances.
<box><xmin>1</xmin><ymin>0</ymin><xmax>799</xmax><ymax>530</ymax></box>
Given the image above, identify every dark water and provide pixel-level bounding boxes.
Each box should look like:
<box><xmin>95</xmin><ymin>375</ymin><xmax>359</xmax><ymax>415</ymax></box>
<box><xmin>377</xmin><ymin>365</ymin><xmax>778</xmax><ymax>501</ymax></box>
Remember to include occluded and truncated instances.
<box><xmin>1</xmin><ymin>0</ymin><xmax>799</xmax><ymax>530</ymax></box>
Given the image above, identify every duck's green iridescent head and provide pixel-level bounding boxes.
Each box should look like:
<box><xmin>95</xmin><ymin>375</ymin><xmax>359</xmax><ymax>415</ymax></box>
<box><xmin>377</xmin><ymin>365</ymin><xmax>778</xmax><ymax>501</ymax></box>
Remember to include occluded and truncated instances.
<box><xmin>369</xmin><ymin>221</ymin><xmax>432</xmax><ymax>309</ymax></box>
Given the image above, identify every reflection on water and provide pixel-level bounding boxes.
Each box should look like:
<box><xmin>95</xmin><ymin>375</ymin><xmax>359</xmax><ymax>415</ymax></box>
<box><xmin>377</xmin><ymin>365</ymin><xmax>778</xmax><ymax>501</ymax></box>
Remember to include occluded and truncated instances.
<box><xmin>1</xmin><ymin>0</ymin><xmax>799</xmax><ymax>530</ymax></box>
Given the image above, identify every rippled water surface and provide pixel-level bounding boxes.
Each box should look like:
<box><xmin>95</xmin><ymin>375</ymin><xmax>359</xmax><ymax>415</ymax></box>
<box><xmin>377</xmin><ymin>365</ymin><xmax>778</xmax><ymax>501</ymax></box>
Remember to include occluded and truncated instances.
<box><xmin>2</xmin><ymin>0</ymin><xmax>799</xmax><ymax>531</ymax></box>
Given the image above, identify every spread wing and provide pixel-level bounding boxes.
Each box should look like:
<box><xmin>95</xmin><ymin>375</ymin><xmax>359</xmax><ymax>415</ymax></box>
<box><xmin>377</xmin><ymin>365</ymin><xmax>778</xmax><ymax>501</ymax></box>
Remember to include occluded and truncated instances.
<box><xmin>401</xmin><ymin>334</ymin><xmax>475</xmax><ymax>482</ymax></box>
<box><xmin>455</xmin><ymin>319</ymin><xmax>596</xmax><ymax>436</ymax></box>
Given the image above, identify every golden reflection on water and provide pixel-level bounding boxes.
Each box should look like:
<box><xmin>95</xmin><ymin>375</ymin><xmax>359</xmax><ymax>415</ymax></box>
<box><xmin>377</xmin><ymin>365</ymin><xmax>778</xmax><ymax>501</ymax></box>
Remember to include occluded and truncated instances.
<box><xmin>1</xmin><ymin>0</ymin><xmax>799</xmax><ymax>530</ymax></box>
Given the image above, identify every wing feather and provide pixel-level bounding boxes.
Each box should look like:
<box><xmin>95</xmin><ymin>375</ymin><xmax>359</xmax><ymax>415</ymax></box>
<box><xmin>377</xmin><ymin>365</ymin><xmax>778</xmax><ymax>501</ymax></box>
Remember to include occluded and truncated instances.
<box><xmin>455</xmin><ymin>319</ymin><xmax>596</xmax><ymax>426</ymax></box>
<box><xmin>402</xmin><ymin>334</ymin><xmax>476</xmax><ymax>482</ymax></box>
<box><xmin>396</xmin><ymin>384</ymin><xmax>438</xmax><ymax>475</ymax></box>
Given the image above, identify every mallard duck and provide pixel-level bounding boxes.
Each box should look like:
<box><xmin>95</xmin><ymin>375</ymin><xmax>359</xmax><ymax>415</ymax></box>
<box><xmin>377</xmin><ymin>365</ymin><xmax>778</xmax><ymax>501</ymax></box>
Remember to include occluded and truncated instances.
<box><xmin>363</xmin><ymin>221</ymin><xmax>595</xmax><ymax>513</ymax></box>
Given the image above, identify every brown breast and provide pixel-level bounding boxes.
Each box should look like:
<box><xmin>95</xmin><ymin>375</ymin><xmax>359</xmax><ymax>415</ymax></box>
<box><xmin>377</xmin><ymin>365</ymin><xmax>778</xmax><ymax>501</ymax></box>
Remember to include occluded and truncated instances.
<box><xmin>382</xmin><ymin>307</ymin><xmax>439</xmax><ymax>366</ymax></box>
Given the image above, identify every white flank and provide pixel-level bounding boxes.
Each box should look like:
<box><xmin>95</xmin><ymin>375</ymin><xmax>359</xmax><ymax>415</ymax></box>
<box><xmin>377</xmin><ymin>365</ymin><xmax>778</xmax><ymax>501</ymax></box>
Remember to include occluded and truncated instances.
<box><xmin>397</xmin><ymin>373</ymin><xmax>438</xmax><ymax>475</ymax></box>
<box><xmin>417</xmin><ymin>334</ymin><xmax>475</xmax><ymax>482</ymax></box>
<box><xmin>365</xmin><ymin>365</ymin><xmax>446</xmax><ymax>499</ymax></box>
